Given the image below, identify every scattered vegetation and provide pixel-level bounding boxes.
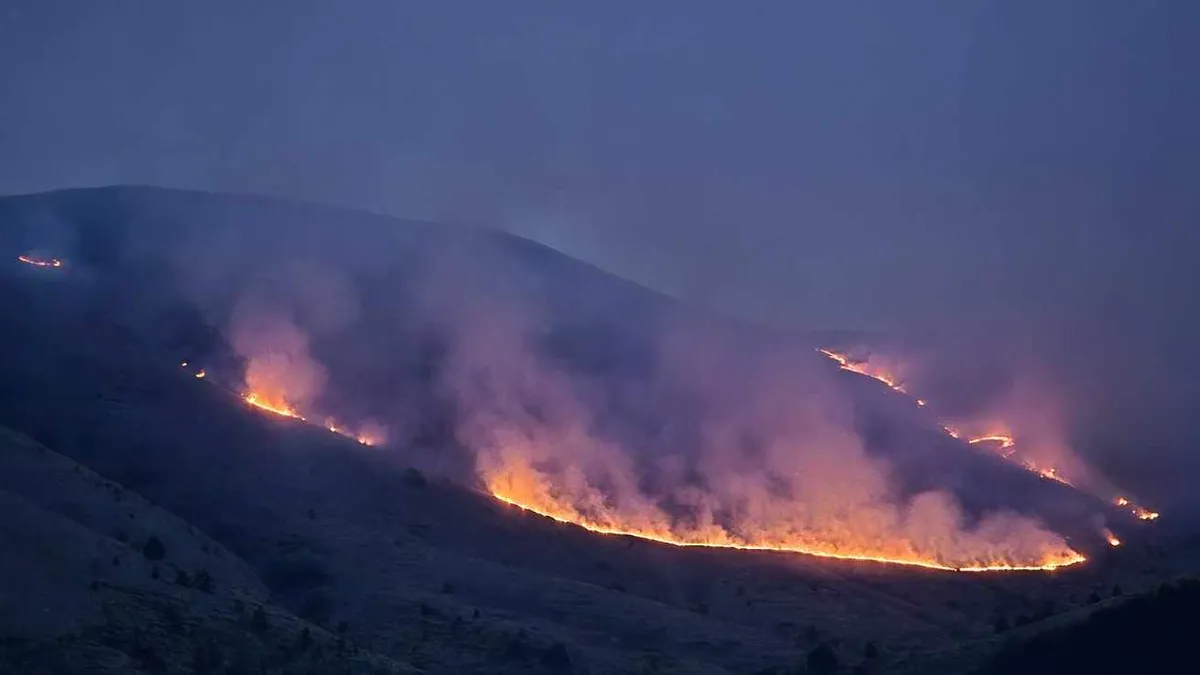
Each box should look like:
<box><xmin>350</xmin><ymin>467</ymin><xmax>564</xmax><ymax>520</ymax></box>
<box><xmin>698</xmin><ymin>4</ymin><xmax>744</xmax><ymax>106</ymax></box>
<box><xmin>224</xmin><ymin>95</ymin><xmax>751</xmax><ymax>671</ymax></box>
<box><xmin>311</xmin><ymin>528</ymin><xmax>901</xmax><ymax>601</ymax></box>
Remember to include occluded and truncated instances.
<box><xmin>985</xmin><ymin>578</ymin><xmax>1200</xmax><ymax>675</ymax></box>
<box><xmin>807</xmin><ymin>642</ymin><xmax>839</xmax><ymax>675</ymax></box>
<box><xmin>142</xmin><ymin>535</ymin><xmax>166</xmax><ymax>561</ymax></box>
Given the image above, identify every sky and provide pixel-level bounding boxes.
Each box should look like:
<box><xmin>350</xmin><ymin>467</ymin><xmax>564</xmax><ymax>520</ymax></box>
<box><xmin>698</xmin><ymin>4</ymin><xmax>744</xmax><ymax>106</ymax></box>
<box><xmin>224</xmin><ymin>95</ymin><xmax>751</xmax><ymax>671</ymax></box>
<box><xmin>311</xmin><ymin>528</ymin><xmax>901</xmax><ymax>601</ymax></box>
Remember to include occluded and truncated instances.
<box><xmin>1</xmin><ymin>1</ymin><xmax>1198</xmax><ymax>491</ymax></box>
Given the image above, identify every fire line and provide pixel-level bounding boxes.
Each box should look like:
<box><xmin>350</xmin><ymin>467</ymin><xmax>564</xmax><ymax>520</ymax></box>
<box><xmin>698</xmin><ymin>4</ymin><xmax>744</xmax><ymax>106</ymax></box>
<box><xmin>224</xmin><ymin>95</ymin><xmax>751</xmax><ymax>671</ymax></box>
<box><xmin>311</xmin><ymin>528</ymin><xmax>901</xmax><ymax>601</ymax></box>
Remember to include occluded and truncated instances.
<box><xmin>489</xmin><ymin>487</ymin><xmax>1086</xmax><ymax>573</ymax></box>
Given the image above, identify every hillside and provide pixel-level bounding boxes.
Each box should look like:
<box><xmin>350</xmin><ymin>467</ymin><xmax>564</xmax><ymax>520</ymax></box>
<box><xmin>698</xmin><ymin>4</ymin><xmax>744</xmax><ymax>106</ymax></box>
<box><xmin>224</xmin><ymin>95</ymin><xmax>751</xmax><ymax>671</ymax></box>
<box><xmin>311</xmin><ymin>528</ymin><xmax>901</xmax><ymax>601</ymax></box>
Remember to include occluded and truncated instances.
<box><xmin>0</xmin><ymin>186</ymin><xmax>1189</xmax><ymax>674</ymax></box>
<box><xmin>0</xmin><ymin>427</ymin><xmax>414</xmax><ymax>674</ymax></box>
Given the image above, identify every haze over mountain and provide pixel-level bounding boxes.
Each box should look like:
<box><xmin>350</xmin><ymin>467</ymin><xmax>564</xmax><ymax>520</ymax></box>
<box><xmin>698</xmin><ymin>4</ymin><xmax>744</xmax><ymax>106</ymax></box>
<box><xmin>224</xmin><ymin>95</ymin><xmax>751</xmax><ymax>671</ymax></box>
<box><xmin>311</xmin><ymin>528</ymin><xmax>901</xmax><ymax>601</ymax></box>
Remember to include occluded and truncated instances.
<box><xmin>2</xmin><ymin>2</ymin><xmax>1198</xmax><ymax>507</ymax></box>
<box><xmin>2</xmin><ymin>186</ymin><xmax>1194</xmax><ymax>673</ymax></box>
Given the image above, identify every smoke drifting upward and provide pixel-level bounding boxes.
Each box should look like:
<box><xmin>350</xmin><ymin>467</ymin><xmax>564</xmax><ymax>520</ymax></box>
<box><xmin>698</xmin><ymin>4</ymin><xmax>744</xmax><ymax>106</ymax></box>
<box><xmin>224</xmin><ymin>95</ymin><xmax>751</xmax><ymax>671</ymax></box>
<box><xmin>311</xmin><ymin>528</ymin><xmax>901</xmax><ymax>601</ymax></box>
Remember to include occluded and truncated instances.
<box><xmin>434</xmin><ymin>297</ymin><xmax>1083</xmax><ymax>571</ymax></box>
<box><xmin>229</xmin><ymin>301</ymin><xmax>327</xmax><ymax>417</ymax></box>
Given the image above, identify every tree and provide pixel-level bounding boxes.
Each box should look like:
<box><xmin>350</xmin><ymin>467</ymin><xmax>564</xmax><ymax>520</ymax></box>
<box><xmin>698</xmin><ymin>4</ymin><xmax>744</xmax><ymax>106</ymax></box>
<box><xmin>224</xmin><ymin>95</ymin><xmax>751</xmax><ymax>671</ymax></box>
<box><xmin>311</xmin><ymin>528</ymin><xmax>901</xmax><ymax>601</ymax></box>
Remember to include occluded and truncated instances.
<box><xmin>808</xmin><ymin>643</ymin><xmax>839</xmax><ymax>675</ymax></box>
<box><xmin>193</xmin><ymin>569</ymin><xmax>214</xmax><ymax>593</ymax></box>
<box><xmin>994</xmin><ymin>616</ymin><xmax>1011</xmax><ymax>633</ymax></box>
<box><xmin>142</xmin><ymin>536</ymin><xmax>166</xmax><ymax>561</ymax></box>
<box><xmin>251</xmin><ymin>605</ymin><xmax>268</xmax><ymax>635</ymax></box>
<box><xmin>864</xmin><ymin>641</ymin><xmax>880</xmax><ymax>659</ymax></box>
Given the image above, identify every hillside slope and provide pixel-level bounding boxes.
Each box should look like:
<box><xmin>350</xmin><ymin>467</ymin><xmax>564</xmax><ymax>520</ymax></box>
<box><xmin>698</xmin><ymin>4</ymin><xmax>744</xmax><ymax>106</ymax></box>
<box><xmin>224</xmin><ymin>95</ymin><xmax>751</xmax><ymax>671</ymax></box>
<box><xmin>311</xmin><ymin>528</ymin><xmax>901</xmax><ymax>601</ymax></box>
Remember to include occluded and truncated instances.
<box><xmin>0</xmin><ymin>186</ymin><xmax>1180</xmax><ymax>674</ymax></box>
<box><xmin>0</xmin><ymin>427</ymin><xmax>415</xmax><ymax>674</ymax></box>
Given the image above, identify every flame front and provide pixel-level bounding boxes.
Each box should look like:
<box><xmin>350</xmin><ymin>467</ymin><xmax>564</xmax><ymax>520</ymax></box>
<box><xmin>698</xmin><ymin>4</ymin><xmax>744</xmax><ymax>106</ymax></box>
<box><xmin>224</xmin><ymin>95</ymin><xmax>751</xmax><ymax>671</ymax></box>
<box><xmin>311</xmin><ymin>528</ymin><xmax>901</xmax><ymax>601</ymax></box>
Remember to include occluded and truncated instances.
<box><xmin>17</xmin><ymin>255</ymin><xmax>63</xmax><ymax>268</ymax></box>
<box><xmin>818</xmin><ymin>348</ymin><xmax>910</xmax><ymax>396</ymax></box>
<box><xmin>486</xmin><ymin>466</ymin><xmax>1085</xmax><ymax>573</ymax></box>
<box><xmin>243</xmin><ymin>391</ymin><xmax>305</xmax><ymax>420</ymax></box>
<box><xmin>1103</xmin><ymin>528</ymin><xmax>1121</xmax><ymax>547</ymax></box>
<box><xmin>819</xmin><ymin>349</ymin><xmax>1079</xmax><ymax>488</ymax></box>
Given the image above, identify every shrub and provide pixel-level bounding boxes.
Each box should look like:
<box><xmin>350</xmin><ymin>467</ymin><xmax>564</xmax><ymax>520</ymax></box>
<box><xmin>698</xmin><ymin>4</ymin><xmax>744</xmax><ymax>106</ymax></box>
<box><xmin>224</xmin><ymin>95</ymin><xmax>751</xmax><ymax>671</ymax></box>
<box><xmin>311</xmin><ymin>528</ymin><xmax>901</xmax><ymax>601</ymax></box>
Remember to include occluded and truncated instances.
<box><xmin>251</xmin><ymin>606</ymin><xmax>268</xmax><ymax>635</ymax></box>
<box><xmin>142</xmin><ymin>536</ymin><xmax>166</xmax><ymax>561</ymax></box>
<box><xmin>807</xmin><ymin>643</ymin><xmax>839</xmax><ymax>675</ymax></box>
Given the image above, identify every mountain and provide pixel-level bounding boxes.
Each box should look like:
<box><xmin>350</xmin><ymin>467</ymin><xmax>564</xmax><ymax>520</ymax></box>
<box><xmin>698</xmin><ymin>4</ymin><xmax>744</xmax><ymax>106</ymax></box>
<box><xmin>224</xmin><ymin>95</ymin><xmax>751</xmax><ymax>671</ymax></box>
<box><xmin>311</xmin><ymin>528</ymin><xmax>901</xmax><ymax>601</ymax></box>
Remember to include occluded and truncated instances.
<box><xmin>0</xmin><ymin>186</ymin><xmax>1187</xmax><ymax>674</ymax></box>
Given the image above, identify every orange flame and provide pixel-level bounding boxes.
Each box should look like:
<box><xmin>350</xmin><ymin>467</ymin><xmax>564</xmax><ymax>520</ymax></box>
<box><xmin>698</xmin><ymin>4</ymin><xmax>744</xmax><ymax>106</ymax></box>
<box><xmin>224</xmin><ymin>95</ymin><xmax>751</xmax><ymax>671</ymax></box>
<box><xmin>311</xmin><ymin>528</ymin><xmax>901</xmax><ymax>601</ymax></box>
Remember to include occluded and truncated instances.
<box><xmin>818</xmin><ymin>348</ymin><xmax>910</xmax><ymax>395</ymax></box>
<box><xmin>484</xmin><ymin>455</ymin><xmax>1085</xmax><ymax>574</ymax></box>
<box><xmin>1103</xmin><ymin>528</ymin><xmax>1121</xmax><ymax>547</ymax></box>
<box><xmin>243</xmin><ymin>391</ymin><xmax>305</xmax><ymax>420</ymax></box>
<box><xmin>17</xmin><ymin>255</ymin><xmax>63</xmax><ymax>268</ymax></box>
<box><xmin>1113</xmin><ymin>496</ymin><xmax>1159</xmax><ymax>521</ymax></box>
<box><xmin>968</xmin><ymin>434</ymin><xmax>1016</xmax><ymax>450</ymax></box>
<box><xmin>1132</xmin><ymin>506</ymin><xmax>1159</xmax><ymax>521</ymax></box>
<box><xmin>194</xmin><ymin>369</ymin><xmax>206</xmax><ymax>379</ymax></box>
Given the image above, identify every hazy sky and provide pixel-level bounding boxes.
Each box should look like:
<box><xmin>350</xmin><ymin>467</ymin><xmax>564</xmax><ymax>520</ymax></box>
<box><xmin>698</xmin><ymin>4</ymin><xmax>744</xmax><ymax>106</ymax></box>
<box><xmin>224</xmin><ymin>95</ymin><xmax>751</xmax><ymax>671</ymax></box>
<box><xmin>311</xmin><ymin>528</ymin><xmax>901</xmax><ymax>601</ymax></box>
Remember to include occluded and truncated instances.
<box><xmin>2</xmin><ymin>2</ymin><xmax>1198</xmax><ymax>481</ymax></box>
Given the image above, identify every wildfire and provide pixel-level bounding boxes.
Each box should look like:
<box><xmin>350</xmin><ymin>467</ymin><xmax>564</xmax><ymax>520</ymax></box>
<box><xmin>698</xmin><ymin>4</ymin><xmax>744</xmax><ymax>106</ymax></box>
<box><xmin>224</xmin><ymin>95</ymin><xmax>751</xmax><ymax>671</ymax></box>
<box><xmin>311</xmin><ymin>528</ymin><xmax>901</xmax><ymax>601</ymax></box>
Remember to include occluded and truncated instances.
<box><xmin>1113</xmin><ymin>496</ymin><xmax>1159</xmax><ymax>521</ymax></box>
<box><xmin>818</xmin><ymin>348</ymin><xmax>910</xmax><ymax>395</ymax></box>
<box><xmin>243</xmin><ymin>391</ymin><xmax>305</xmax><ymax>420</ymax></box>
<box><xmin>194</xmin><ymin>369</ymin><xmax>206</xmax><ymax>379</ymax></box>
<box><xmin>1133</xmin><ymin>506</ymin><xmax>1159</xmax><ymax>521</ymax></box>
<box><xmin>488</xmin><ymin>484</ymin><xmax>1085</xmax><ymax>572</ymax></box>
<box><xmin>480</xmin><ymin>466</ymin><xmax>1089</xmax><ymax>569</ymax></box>
<box><xmin>1103</xmin><ymin>528</ymin><xmax>1121</xmax><ymax>547</ymax></box>
<box><xmin>817</xmin><ymin>348</ymin><xmax>1082</xmax><ymax>490</ymax></box>
<box><xmin>17</xmin><ymin>255</ymin><xmax>63</xmax><ymax>268</ymax></box>
<box><xmin>968</xmin><ymin>434</ymin><xmax>1016</xmax><ymax>450</ymax></box>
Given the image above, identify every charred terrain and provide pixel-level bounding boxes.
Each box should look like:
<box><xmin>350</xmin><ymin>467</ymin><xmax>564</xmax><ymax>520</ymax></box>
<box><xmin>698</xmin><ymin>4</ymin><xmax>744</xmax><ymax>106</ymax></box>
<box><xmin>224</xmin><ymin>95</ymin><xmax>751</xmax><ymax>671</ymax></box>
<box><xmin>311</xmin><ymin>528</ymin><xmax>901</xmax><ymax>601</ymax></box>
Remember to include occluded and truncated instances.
<box><xmin>1</xmin><ymin>187</ymin><xmax>1197</xmax><ymax>674</ymax></box>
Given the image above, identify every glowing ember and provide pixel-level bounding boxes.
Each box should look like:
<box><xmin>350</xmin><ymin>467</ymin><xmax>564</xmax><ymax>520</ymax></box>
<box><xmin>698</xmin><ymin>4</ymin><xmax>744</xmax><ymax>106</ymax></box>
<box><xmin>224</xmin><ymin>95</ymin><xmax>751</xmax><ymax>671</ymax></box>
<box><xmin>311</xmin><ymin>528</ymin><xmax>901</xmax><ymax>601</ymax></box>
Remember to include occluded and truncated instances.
<box><xmin>488</xmin><ymin>484</ymin><xmax>1085</xmax><ymax>572</ymax></box>
<box><xmin>1113</xmin><ymin>496</ymin><xmax>1159</xmax><ymax>521</ymax></box>
<box><xmin>916</xmin><ymin>398</ymin><xmax>927</xmax><ymax>407</ymax></box>
<box><xmin>943</xmin><ymin>425</ymin><xmax>962</xmax><ymax>439</ymax></box>
<box><xmin>194</xmin><ymin>369</ymin><xmax>206</xmax><ymax>379</ymax></box>
<box><xmin>818</xmin><ymin>348</ymin><xmax>910</xmax><ymax>395</ymax></box>
<box><xmin>1104</xmin><ymin>528</ymin><xmax>1121</xmax><ymax>547</ymax></box>
<box><xmin>968</xmin><ymin>434</ymin><xmax>1016</xmax><ymax>450</ymax></box>
<box><xmin>17</xmin><ymin>255</ymin><xmax>63</xmax><ymax>268</ymax></box>
<box><xmin>243</xmin><ymin>392</ymin><xmax>305</xmax><ymax>420</ymax></box>
<box><xmin>1133</xmin><ymin>506</ymin><xmax>1159</xmax><ymax>521</ymax></box>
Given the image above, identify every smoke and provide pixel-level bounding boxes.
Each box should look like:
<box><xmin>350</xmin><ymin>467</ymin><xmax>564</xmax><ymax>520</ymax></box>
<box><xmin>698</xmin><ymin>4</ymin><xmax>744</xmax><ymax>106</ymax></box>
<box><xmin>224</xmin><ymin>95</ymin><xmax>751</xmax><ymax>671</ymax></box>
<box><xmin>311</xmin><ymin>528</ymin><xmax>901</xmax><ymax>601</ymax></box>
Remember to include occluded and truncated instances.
<box><xmin>425</xmin><ymin>272</ymin><xmax>1080</xmax><ymax>569</ymax></box>
<box><xmin>229</xmin><ymin>298</ymin><xmax>327</xmax><ymax>413</ymax></box>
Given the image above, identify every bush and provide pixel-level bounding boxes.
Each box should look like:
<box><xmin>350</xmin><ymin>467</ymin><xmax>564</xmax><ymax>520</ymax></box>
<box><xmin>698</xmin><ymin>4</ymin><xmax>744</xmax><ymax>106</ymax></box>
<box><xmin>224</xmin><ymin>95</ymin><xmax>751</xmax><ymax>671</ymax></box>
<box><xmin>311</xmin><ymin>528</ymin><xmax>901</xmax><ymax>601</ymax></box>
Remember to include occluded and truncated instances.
<box><xmin>807</xmin><ymin>643</ymin><xmax>839</xmax><ymax>675</ymax></box>
<box><xmin>994</xmin><ymin>616</ymin><xmax>1010</xmax><ymax>633</ymax></box>
<box><xmin>864</xmin><ymin>641</ymin><xmax>879</xmax><ymax>659</ymax></box>
<box><xmin>142</xmin><ymin>536</ymin><xmax>166</xmax><ymax>561</ymax></box>
<box><xmin>251</xmin><ymin>606</ymin><xmax>268</xmax><ymax>635</ymax></box>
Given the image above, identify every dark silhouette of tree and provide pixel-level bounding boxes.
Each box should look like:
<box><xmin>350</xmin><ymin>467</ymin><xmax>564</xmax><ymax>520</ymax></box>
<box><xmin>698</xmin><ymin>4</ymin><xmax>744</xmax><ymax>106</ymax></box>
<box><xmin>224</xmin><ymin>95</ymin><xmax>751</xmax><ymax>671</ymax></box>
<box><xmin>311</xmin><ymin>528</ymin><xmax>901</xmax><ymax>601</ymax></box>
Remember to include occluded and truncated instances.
<box><xmin>807</xmin><ymin>643</ymin><xmax>839</xmax><ymax>675</ymax></box>
<box><xmin>251</xmin><ymin>605</ymin><xmax>268</xmax><ymax>635</ymax></box>
<box><xmin>994</xmin><ymin>616</ymin><xmax>1010</xmax><ymax>633</ymax></box>
<box><xmin>192</xmin><ymin>569</ymin><xmax>214</xmax><ymax>593</ymax></box>
<box><xmin>863</xmin><ymin>641</ymin><xmax>879</xmax><ymax>659</ymax></box>
<box><xmin>142</xmin><ymin>536</ymin><xmax>166</xmax><ymax>561</ymax></box>
<box><xmin>986</xmin><ymin>578</ymin><xmax>1200</xmax><ymax>675</ymax></box>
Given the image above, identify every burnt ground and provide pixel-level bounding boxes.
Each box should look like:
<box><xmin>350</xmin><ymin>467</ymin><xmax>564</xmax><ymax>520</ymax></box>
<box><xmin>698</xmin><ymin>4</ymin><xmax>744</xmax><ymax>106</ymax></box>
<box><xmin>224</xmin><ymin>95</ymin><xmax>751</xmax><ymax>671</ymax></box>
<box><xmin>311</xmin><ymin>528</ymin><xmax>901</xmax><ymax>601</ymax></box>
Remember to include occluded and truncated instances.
<box><xmin>1</xmin><ymin>187</ymin><xmax>1196</xmax><ymax>674</ymax></box>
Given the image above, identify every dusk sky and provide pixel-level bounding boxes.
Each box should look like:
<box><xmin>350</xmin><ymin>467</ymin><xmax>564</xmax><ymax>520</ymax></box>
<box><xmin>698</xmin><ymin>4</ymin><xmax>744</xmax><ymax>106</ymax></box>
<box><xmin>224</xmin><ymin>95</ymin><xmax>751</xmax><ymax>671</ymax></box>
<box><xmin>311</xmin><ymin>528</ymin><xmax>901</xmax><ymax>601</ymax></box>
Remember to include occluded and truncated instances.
<box><xmin>2</xmin><ymin>2</ymin><xmax>1198</xmax><ymax>481</ymax></box>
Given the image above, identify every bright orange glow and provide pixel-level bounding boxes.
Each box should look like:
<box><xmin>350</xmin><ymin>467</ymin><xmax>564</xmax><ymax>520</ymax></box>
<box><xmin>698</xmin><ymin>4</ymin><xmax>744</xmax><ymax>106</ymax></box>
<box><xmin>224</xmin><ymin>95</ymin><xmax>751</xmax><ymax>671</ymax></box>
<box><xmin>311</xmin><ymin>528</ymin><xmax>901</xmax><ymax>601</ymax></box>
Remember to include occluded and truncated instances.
<box><xmin>17</xmin><ymin>255</ymin><xmax>63</xmax><ymax>268</ymax></box>
<box><xmin>1103</xmin><ymin>528</ymin><xmax>1121</xmax><ymax>547</ymax></box>
<box><xmin>916</xmin><ymin>398</ymin><xmax>928</xmax><ymax>407</ymax></box>
<box><xmin>1113</xmin><ymin>496</ymin><xmax>1159</xmax><ymax>521</ymax></box>
<box><xmin>1133</xmin><ymin>506</ymin><xmax>1159</xmax><ymax>521</ymax></box>
<box><xmin>943</xmin><ymin>425</ymin><xmax>962</xmax><ymax>439</ymax></box>
<box><xmin>486</xmin><ymin>472</ymin><xmax>1086</xmax><ymax>573</ymax></box>
<box><xmin>194</xmin><ymin>369</ymin><xmax>206</xmax><ymax>379</ymax></box>
<box><xmin>818</xmin><ymin>348</ymin><xmax>910</xmax><ymax>395</ymax></box>
<box><xmin>243</xmin><ymin>392</ymin><xmax>305</xmax><ymax>420</ymax></box>
<box><xmin>968</xmin><ymin>434</ymin><xmax>1016</xmax><ymax>450</ymax></box>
